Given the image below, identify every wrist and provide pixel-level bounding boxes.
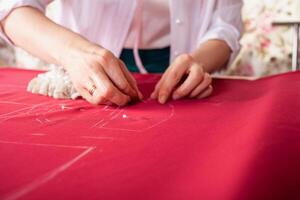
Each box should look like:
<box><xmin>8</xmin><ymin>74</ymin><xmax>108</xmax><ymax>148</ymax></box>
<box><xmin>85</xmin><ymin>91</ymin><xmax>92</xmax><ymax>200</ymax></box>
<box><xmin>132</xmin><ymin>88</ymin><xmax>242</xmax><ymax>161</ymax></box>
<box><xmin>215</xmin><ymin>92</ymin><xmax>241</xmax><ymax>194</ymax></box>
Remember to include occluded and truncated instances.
<box><xmin>54</xmin><ymin>34</ymin><xmax>89</xmax><ymax>69</ymax></box>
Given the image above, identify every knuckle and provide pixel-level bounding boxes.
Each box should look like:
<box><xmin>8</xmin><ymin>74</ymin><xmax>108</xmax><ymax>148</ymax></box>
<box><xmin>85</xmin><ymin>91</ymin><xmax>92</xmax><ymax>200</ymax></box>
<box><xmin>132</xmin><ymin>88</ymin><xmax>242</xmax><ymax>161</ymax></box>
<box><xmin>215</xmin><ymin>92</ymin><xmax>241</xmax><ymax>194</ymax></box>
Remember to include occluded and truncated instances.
<box><xmin>101</xmin><ymin>49</ymin><xmax>113</xmax><ymax>58</ymax></box>
<box><xmin>179</xmin><ymin>53</ymin><xmax>192</xmax><ymax>63</ymax></box>
<box><xmin>100</xmin><ymin>50</ymin><xmax>114</xmax><ymax>64</ymax></box>
<box><xmin>88</xmin><ymin>63</ymin><xmax>101</xmax><ymax>73</ymax></box>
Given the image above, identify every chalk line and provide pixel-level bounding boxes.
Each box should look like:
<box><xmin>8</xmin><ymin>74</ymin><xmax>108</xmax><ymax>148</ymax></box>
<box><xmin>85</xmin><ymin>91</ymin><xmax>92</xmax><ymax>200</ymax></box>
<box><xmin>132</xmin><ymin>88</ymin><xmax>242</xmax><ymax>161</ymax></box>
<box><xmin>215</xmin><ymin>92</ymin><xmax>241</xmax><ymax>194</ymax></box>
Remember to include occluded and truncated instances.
<box><xmin>3</xmin><ymin>146</ymin><xmax>95</xmax><ymax>200</ymax></box>
<box><xmin>92</xmin><ymin>103</ymin><xmax>175</xmax><ymax>132</ymax></box>
<box><xmin>0</xmin><ymin>140</ymin><xmax>90</xmax><ymax>149</ymax></box>
<box><xmin>81</xmin><ymin>136</ymin><xmax>116</xmax><ymax>140</ymax></box>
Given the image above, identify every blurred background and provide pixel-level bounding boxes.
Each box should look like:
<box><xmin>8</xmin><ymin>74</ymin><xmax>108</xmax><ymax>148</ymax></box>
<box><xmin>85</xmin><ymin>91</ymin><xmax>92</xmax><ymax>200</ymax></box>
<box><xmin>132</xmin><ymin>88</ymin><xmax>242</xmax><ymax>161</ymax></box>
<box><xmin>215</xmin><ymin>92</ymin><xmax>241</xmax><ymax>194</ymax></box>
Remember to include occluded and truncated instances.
<box><xmin>0</xmin><ymin>0</ymin><xmax>299</xmax><ymax>77</ymax></box>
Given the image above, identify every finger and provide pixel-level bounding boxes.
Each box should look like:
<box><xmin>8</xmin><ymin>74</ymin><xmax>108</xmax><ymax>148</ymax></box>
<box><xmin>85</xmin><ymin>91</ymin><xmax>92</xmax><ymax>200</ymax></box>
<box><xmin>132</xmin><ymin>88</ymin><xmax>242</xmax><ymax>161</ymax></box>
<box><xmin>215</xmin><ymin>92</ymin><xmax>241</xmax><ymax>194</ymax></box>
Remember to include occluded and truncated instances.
<box><xmin>91</xmin><ymin>67</ymin><xmax>131</xmax><ymax>106</ymax></box>
<box><xmin>196</xmin><ymin>85</ymin><xmax>213</xmax><ymax>99</ymax></box>
<box><xmin>151</xmin><ymin>61</ymin><xmax>179</xmax><ymax>100</ymax></box>
<box><xmin>118</xmin><ymin>60</ymin><xmax>143</xmax><ymax>100</ymax></box>
<box><xmin>79</xmin><ymin>81</ymin><xmax>114</xmax><ymax>105</ymax></box>
<box><xmin>150</xmin><ymin>76</ymin><xmax>164</xmax><ymax>99</ymax></box>
<box><xmin>76</xmin><ymin>86</ymin><xmax>102</xmax><ymax>105</ymax></box>
<box><xmin>157</xmin><ymin>54</ymin><xmax>191</xmax><ymax>104</ymax></box>
<box><xmin>96</xmin><ymin>50</ymin><xmax>138</xmax><ymax>99</ymax></box>
<box><xmin>189</xmin><ymin>73</ymin><xmax>212</xmax><ymax>98</ymax></box>
<box><xmin>172</xmin><ymin>63</ymin><xmax>204</xmax><ymax>100</ymax></box>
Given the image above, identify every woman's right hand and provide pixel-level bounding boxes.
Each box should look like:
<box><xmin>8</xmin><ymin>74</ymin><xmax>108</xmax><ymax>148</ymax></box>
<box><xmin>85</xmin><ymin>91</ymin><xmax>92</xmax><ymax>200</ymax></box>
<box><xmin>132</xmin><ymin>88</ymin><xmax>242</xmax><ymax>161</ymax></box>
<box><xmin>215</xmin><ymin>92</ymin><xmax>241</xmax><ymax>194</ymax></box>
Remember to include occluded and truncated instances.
<box><xmin>1</xmin><ymin>6</ymin><xmax>141</xmax><ymax>106</ymax></box>
<box><xmin>60</xmin><ymin>40</ymin><xmax>142</xmax><ymax>106</ymax></box>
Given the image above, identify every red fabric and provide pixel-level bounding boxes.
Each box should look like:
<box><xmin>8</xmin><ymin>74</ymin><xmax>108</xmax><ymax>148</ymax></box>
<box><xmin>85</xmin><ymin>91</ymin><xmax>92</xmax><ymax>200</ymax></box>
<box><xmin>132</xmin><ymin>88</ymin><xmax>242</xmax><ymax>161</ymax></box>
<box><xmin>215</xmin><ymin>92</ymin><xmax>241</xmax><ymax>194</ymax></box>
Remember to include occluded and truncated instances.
<box><xmin>0</xmin><ymin>68</ymin><xmax>300</xmax><ymax>200</ymax></box>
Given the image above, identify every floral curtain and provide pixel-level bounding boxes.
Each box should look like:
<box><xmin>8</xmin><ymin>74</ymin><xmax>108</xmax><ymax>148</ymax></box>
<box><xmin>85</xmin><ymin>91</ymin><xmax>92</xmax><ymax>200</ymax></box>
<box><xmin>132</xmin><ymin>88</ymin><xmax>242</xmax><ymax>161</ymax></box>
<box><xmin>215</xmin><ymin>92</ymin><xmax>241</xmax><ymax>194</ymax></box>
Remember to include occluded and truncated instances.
<box><xmin>227</xmin><ymin>0</ymin><xmax>299</xmax><ymax>77</ymax></box>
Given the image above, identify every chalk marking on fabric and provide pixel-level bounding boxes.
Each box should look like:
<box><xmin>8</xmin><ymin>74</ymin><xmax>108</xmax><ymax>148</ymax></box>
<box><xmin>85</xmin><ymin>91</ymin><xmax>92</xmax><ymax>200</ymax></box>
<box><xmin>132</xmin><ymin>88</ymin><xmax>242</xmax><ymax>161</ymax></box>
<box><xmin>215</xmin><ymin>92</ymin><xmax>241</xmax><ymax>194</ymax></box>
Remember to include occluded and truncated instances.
<box><xmin>90</xmin><ymin>119</ymin><xmax>104</xmax><ymax>128</ymax></box>
<box><xmin>92</xmin><ymin>103</ymin><xmax>175</xmax><ymax>132</ymax></box>
<box><xmin>60</xmin><ymin>104</ymin><xmax>66</xmax><ymax>110</ymax></box>
<box><xmin>0</xmin><ymin>102</ymin><xmax>51</xmax><ymax>123</ymax></box>
<box><xmin>30</xmin><ymin>133</ymin><xmax>45</xmax><ymax>136</ymax></box>
<box><xmin>121</xmin><ymin>114</ymin><xmax>150</xmax><ymax>121</ymax></box>
<box><xmin>0</xmin><ymin>101</ymin><xmax>33</xmax><ymax>106</ymax></box>
<box><xmin>0</xmin><ymin>101</ymin><xmax>80</xmax><ymax>125</ymax></box>
<box><xmin>143</xmin><ymin>104</ymin><xmax>175</xmax><ymax>131</ymax></box>
<box><xmin>91</xmin><ymin>107</ymin><xmax>124</xmax><ymax>128</ymax></box>
<box><xmin>81</xmin><ymin>136</ymin><xmax>115</xmax><ymax>140</ymax></box>
<box><xmin>3</xmin><ymin>146</ymin><xmax>95</xmax><ymax>200</ymax></box>
<box><xmin>35</xmin><ymin>118</ymin><xmax>43</xmax><ymax>124</ymax></box>
<box><xmin>0</xmin><ymin>140</ymin><xmax>90</xmax><ymax>149</ymax></box>
<box><xmin>98</xmin><ymin>109</ymin><xmax>124</xmax><ymax>128</ymax></box>
<box><xmin>109</xmin><ymin>106</ymin><xmax>121</xmax><ymax>116</ymax></box>
<box><xmin>103</xmin><ymin>105</ymin><xmax>114</xmax><ymax>111</ymax></box>
<box><xmin>95</xmin><ymin>126</ymin><xmax>143</xmax><ymax>132</ymax></box>
<box><xmin>0</xmin><ymin>107</ymin><xmax>34</xmax><ymax>118</ymax></box>
<box><xmin>0</xmin><ymin>84</ymin><xmax>26</xmax><ymax>88</ymax></box>
<box><xmin>1</xmin><ymin>93</ymin><xmax>175</xmax><ymax>133</ymax></box>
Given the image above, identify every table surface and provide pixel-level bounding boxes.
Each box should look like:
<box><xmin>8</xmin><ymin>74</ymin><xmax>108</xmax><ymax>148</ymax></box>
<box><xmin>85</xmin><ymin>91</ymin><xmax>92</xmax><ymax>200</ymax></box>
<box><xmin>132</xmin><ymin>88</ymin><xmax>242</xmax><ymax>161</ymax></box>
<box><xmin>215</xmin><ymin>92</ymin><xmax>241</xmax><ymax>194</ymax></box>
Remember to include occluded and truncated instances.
<box><xmin>0</xmin><ymin>68</ymin><xmax>300</xmax><ymax>200</ymax></box>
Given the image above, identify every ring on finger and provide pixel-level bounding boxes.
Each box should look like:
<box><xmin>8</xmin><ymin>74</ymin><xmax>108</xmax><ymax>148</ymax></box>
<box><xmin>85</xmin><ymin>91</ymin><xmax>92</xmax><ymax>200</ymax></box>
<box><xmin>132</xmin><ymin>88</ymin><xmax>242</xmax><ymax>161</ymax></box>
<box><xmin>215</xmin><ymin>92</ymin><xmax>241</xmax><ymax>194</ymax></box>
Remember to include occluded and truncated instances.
<box><xmin>88</xmin><ymin>85</ymin><xmax>97</xmax><ymax>96</ymax></box>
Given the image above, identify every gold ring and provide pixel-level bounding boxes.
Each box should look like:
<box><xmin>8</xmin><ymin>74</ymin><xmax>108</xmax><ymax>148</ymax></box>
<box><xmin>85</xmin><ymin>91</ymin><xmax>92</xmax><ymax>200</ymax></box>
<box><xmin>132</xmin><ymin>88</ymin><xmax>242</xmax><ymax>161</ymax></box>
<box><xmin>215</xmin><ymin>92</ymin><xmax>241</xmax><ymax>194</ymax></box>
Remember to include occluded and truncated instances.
<box><xmin>89</xmin><ymin>85</ymin><xmax>96</xmax><ymax>95</ymax></box>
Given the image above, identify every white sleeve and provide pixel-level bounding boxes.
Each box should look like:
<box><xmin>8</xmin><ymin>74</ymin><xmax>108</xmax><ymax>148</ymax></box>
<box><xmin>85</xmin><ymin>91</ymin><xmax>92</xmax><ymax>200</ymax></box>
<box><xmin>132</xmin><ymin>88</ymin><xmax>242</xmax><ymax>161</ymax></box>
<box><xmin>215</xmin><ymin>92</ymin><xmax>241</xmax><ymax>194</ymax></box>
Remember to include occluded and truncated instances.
<box><xmin>0</xmin><ymin>0</ymin><xmax>53</xmax><ymax>44</ymax></box>
<box><xmin>198</xmin><ymin>0</ymin><xmax>243</xmax><ymax>67</ymax></box>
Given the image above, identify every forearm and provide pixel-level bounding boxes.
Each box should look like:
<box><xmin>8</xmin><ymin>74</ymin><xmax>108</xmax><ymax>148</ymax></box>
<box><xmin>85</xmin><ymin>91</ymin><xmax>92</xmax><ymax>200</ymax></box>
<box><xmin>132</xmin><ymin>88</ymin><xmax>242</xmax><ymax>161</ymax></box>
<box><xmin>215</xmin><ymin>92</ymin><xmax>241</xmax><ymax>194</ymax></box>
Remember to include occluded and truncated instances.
<box><xmin>1</xmin><ymin>6</ymin><xmax>88</xmax><ymax>66</ymax></box>
<box><xmin>190</xmin><ymin>39</ymin><xmax>231</xmax><ymax>73</ymax></box>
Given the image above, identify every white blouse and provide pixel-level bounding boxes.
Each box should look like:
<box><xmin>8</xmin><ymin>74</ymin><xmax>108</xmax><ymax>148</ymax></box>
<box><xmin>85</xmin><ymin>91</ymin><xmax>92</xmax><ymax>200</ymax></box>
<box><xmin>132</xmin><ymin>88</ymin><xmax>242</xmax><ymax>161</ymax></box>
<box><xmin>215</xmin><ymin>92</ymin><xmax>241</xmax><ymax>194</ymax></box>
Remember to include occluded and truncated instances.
<box><xmin>124</xmin><ymin>0</ymin><xmax>170</xmax><ymax>49</ymax></box>
<box><xmin>0</xmin><ymin>0</ymin><xmax>243</xmax><ymax>67</ymax></box>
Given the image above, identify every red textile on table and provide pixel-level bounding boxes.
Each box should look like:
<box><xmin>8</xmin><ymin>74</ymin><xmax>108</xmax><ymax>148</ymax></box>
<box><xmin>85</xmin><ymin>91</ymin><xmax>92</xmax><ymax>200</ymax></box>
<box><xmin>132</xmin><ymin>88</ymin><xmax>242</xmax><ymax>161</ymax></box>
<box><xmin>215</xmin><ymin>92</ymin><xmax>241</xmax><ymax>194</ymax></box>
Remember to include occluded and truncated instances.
<box><xmin>0</xmin><ymin>68</ymin><xmax>300</xmax><ymax>200</ymax></box>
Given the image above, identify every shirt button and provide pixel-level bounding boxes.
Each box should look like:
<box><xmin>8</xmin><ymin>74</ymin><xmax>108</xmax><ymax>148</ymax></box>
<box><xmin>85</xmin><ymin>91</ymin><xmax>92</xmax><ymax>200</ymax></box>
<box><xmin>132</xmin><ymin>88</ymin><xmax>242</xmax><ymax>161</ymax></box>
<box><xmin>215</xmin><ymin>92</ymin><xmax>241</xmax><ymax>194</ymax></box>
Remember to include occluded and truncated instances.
<box><xmin>175</xmin><ymin>18</ymin><xmax>182</xmax><ymax>25</ymax></box>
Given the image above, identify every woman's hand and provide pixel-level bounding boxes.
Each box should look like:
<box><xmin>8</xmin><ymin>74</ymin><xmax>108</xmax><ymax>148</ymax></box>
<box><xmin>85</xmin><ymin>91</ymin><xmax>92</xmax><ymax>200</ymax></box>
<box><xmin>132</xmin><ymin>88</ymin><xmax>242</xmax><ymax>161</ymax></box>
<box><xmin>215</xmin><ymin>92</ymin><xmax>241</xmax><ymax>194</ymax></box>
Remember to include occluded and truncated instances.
<box><xmin>61</xmin><ymin>41</ymin><xmax>142</xmax><ymax>106</ymax></box>
<box><xmin>2</xmin><ymin>6</ymin><xmax>142</xmax><ymax>106</ymax></box>
<box><xmin>151</xmin><ymin>54</ymin><xmax>213</xmax><ymax>104</ymax></box>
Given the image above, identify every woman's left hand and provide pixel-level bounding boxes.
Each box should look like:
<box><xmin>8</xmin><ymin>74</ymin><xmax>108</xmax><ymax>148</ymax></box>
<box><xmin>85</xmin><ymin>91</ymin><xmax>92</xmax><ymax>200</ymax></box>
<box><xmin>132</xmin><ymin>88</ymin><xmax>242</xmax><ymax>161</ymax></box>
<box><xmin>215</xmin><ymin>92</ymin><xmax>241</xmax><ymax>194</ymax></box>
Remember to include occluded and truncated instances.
<box><xmin>151</xmin><ymin>53</ymin><xmax>213</xmax><ymax>104</ymax></box>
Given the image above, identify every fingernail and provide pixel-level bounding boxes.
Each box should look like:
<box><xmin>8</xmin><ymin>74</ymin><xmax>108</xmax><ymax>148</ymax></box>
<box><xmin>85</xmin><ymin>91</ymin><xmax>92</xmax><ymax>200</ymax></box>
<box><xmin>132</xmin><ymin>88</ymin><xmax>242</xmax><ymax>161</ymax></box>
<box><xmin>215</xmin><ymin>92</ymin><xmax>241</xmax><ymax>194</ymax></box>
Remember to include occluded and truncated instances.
<box><xmin>172</xmin><ymin>93</ymin><xmax>180</xmax><ymax>100</ymax></box>
<box><xmin>159</xmin><ymin>95</ymin><xmax>167</xmax><ymax>104</ymax></box>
